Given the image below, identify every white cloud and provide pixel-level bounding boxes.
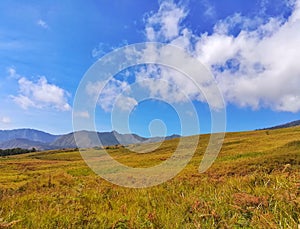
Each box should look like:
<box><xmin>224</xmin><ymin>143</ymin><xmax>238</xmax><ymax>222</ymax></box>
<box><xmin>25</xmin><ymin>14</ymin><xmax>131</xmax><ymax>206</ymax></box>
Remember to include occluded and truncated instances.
<box><xmin>92</xmin><ymin>41</ymin><xmax>129</xmax><ymax>59</ymax></box>
<box><xmin>12</xmin><ymin>94</ymin><xmax>36</xmax><ymax>109</ymax></box>
<box><xmin>201</xmin><ymin>0</ymin><xmax>216</xmax><ymax>18</ymax></box>
<box><xmin>11</xmin><ymin>73</ymin><xmax>71</xmax><ymax>111</ymax></box>
<box><xmin>132</xmin><ymin>63</ymin><xmax>224</xmax><ymax>110</ymax></box>
<box><xmin>7</xmin><ymin>67</ymin><xmax>20</xmax><ymax>79</ymax></box>
<box><xmin>37</xmin><ymin>19</ymin><xmax>49</xmax><ymax>29</ymax></box>
<box><xmin>92</xmin><ymin>43</ymin><xmax>111</xmax><ymax>58</ymax></box>
<box><xmin>0</xmin><ymin>116</ymin><xmax>11</xmax><ymax>124</ymax></box>
<box><xmin>144</xmin><ymin>1</ymin><xmax>187</xmax><ymax>41</ymax></box>
<box><xmin>87</xmin><ymin>0</ymin><xmax>299</xmax><ymax>113</ymax></box>
<box><xmin>135</xmin><ymin>65</ymin><xmax>196</xmax><ymax>103</ymax></box>
<box><xmin>74</xmin><ymin>111</ymin><xmax>90</xmax><ymax>118</ymax></box>
<box><xmin>129</xmin><ymin>1</ymin><xmax>223</xmax><ymax>109</ymax></box>
<box><xmin>86</xmin><ymin>80</ymin><xmax>106</xmax><ymax>102</ymax></box>
<box><xmin>196</xmin><ymin>1</ymin><xmax>300</xmax><ymax>112</ymax></box>
<box><xmin>139</xmin><ymin>0</ymin><xmax>300</xmax><ymax>113</ymax></box>
<box><xmin>86</xmin><ymin>79</ymin><xmax>137</xmax><ymax>112</ymax></box>
<box><xmin>115</xmin><ymin>95</ymin><xmax>138</xmax><ymax>112</ymax></box>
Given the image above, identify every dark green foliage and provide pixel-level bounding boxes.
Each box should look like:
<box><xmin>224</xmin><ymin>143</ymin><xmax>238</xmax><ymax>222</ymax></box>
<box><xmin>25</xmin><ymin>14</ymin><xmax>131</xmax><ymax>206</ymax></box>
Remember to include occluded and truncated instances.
<box><xmin>0</xmin><ymin>147</ymin><xmax>37</xmax><ymax>156</ymax></box>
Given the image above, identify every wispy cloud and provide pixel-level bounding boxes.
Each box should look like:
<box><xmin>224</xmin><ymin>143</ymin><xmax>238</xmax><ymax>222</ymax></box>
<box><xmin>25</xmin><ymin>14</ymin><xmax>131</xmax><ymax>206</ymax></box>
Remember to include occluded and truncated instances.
<box><xmin>196</xmin><ymin>0</ymin><xmax>300</xmax><ymax>112</ymax></box>
<box><xmin>0</xmin><ymin>116</ymin><xmax>11</xmax><ymax>124</ymax></box>
<box><xmin>74</xmin><ymin>111</ymin><xmax>90</xmax><ymax>118</ymax></box>
<box><xmin>37</xmin><ymin>19</ymin><xmax>49</xmax><ymax>29</ymax></box>
<box><xmin>7</xmin><ymin>67</ymin><xmax>20</xmax><ymax>79</ymax></box>
<box><xmin>11</xmin><ymin>70</ymin><xmax>71</xmax><ymax>111</ymax></box>
<box><xmin>92</xmin><ymin>41</ymin><xmax>128</xmax><ymax>59</ymax></box>
<box><xmin>202</xmin><ymin>0</ymin><xmax>216</xmax><ymax>18</ymax></box>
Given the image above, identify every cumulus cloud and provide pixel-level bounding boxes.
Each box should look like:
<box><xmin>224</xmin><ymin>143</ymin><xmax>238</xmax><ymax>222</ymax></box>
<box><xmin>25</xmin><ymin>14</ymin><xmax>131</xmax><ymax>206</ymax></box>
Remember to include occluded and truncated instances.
<box><xmin>196</xmin><ymin>1</ymin><xmax>300</xmax><ymax>112</ymax></box>
<box><xmin>135</xmin><ymin>65</ymin><xmax>199</xmax><ymax>103</ymax></box>
<box><xmin>37</xmin><ymin>19</ymin><xmax>49</xmax><ymax>29</ymax></box>
<box><xmin>89</xmin><ymin>0</ymin><xmax>300</xmax><ymax>113</ymax></box>
<box><xmin>86</xmin><ymin>78</ymin><xmax>137</xmax><ymax>112</ymax></box>
<box><xmin>144</xmin><ymin>1</ymin><xmax>187</xmax><ymax>42</ymax></box>
<box><xmin>11</xmin><ymin>73</ymin><xmax>71</xmax><ymax>111</ymax></box>
<box><xmin>139</xmin><ymin>0</ymin><xmax>300</xmax><ymax>113</ymax></box>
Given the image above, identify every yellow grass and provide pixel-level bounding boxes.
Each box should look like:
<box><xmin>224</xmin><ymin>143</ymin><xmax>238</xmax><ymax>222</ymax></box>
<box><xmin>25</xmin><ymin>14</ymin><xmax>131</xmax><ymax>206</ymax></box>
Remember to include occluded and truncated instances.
<box><xmin>0</xmin><ymin>127</ymin><xmax>299</xmax><ymax>228</ymax></box>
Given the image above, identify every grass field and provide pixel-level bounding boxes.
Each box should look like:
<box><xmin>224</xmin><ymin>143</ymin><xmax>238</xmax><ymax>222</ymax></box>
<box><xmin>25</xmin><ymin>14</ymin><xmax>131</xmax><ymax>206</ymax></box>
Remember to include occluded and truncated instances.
<box><xmin>0</xmin><ymin>127</ymin><xmax>299</xmax><ymax>228</ymax></box>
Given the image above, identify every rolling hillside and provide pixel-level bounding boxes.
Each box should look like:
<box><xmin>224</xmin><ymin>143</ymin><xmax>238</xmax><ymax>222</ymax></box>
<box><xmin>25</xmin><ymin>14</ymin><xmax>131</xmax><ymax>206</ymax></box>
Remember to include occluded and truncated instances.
<box><xmin>263</xmin><ymin>119</ymin><xmax>300</xmax><ymax>130</ymax></box>
<box><xmin>0</xmin><ymin>126</ymin><xmax>299</xmax><ymax>228</ymax></box>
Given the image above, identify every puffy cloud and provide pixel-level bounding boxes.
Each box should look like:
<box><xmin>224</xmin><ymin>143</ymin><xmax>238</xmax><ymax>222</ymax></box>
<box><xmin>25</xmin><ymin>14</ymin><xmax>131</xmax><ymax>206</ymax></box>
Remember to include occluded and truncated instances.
<box><xmin>144</xmin><ymin>1</ymin><xmax>187</xmax><ymax>41</ymax></box>
<box><xmin>114</xmin><ymin>95</ymin><xmax>138</xmax><ymax>112</ymax></box>
<box><xmin>135</xmin><ymin>65</ymin><xmax>198</xmax><ymax>103</ymax></box>
<box><xmin>86</xmin><ymin>78</ymin><xmax>137</xmax><ymax>112</ymax></box>
<box><xmin>11</xmin><ymin>74</ymin><xmax>71</xmax><ymax>111</ymax></box>
<box><xmin>196</xmin><ymin>2</ymin><xmax>300</xmax><ymax>112</ymax></box>
<box><xmin>88</xmin><ymin>0</ymin><xmax>299</xmax><ymax>113</ymax></box>
<box><xmin>140</xmin><ymin>0</ymin><xmax>300</xmax><ymax>113</ymax></box>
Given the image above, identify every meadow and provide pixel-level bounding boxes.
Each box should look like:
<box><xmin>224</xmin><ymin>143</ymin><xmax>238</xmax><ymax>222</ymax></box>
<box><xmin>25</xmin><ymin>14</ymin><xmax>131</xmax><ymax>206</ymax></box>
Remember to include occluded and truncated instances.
<box><xmin>0</xmin><ymin>127</ymin><xmax>299</xmax><ymax>228</ymax></box>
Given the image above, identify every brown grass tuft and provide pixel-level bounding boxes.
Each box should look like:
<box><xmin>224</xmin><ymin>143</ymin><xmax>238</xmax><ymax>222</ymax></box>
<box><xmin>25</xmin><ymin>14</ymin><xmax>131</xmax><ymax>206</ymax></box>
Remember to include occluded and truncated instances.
<box><xmin>233</xmin><ymin>192</ymin><xmax>268</xmax><ymax>208</ymax></box>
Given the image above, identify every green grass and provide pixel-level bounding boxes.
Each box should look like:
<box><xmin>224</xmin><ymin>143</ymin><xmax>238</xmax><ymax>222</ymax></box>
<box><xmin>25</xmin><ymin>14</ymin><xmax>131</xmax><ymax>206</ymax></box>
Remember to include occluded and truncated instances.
<box><xmin>0</xmin><ymin>127</ymin><xmax>299</xmax><ymax>228</ymax></box>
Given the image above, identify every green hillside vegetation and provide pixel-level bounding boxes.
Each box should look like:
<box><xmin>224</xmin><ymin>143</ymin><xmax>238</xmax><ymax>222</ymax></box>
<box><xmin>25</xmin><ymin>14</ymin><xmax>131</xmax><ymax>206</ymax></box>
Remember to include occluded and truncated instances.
<box><xmin>0</xmin><ymin>127</ymin><xmax>299</xmax><ymax>228</ymax></box>
<box><xmin>0</xmin><ymin>148</ymin><xmax>36</xmax><ymax>157</ymax></box>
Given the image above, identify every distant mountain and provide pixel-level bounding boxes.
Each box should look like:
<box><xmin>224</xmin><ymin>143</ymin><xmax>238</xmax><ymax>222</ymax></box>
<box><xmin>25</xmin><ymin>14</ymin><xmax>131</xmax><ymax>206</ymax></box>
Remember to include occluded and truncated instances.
<box><xmin>0</xmin><ymin>138</ymin><xmax>53</xmax><ymax>150</ymax></box>
<box><xmin>263</xmin><ymin>120</ymin><xmax>300</xmax><ymax>130</ymax></box>
<box><xmin>51</xmin><ymin>131</ymin><xmax>105</xmax><ymax>149</ymax></box>
<box><xmin>52</xmin><ymin>131</ymin><xmax>150</xmax><ymax>148</ymax></box>
<box><xmin>0</xmin><ymin>129</ymin><xmax>59</xmax><ymax>143</ymax></box>
<box><xmin>0</xmin><ymin>128</ymin><xmax>180</xmax><ymax>150</ymax></box>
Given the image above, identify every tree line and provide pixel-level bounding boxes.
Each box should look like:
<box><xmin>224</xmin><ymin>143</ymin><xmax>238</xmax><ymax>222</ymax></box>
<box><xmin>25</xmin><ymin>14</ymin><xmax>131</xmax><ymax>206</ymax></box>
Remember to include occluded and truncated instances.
<box><xmin>0</xmin><ymin>147</ymin><xmax>36</xmax><ymax>156</ymax></box>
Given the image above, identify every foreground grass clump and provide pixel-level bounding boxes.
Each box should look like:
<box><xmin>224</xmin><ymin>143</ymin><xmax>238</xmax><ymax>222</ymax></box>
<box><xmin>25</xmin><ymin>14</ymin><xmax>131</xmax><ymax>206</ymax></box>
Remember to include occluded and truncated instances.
<box><xmin>0</xmin><ymin>127</ymin><xmax>299</xmax><ymax>228</ymax></box>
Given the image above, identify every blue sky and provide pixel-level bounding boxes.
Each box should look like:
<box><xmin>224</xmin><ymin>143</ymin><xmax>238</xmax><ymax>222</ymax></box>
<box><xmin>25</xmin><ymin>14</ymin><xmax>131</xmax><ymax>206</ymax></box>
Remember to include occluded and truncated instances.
<box><xmin>0</xmin><ymin>0</ymin><xmax>300</xmax><ymax>136</ymax></box>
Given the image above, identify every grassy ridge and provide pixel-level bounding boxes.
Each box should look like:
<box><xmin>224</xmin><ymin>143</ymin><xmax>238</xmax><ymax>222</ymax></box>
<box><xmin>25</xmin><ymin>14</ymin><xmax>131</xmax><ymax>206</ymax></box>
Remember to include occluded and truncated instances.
<box><xmin>0</xmin><ymin>127</ymin><xmax>299</xmax><ymax>228</ymax></box>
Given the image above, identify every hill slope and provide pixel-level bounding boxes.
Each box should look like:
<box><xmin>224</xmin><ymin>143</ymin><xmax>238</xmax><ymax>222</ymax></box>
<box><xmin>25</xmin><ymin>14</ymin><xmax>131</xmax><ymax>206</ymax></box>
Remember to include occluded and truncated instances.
<box><xmin>0</xmin><ymin>126</ymin><xmax>299</xmax><ymax>228</ymax></box>
<box><xmin>263</xmin><ymin>119</ymin><xmax>300</xmax><ymax>130</ymax></box>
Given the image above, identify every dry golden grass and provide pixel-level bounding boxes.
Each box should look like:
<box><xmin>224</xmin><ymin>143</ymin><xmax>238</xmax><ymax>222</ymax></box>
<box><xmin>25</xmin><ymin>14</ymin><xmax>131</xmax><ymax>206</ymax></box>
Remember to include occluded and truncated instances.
<box><xmin>0</xmin><ymin>127</ymin><xmax>299</xmax><ymax>228</ymax></box>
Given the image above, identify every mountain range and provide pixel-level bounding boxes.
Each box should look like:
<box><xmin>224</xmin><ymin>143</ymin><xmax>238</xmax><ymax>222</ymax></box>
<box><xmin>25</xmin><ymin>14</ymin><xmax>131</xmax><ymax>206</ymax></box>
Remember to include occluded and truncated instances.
<box><xmin>0</xmin><ymin>129</ymin><xmax>180</xmax><ymax>150</ymax></box>
<box><xmin>1</xmin><ymin>119</ymin><xmax>299</xmax><ymax>150</ymax></box>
